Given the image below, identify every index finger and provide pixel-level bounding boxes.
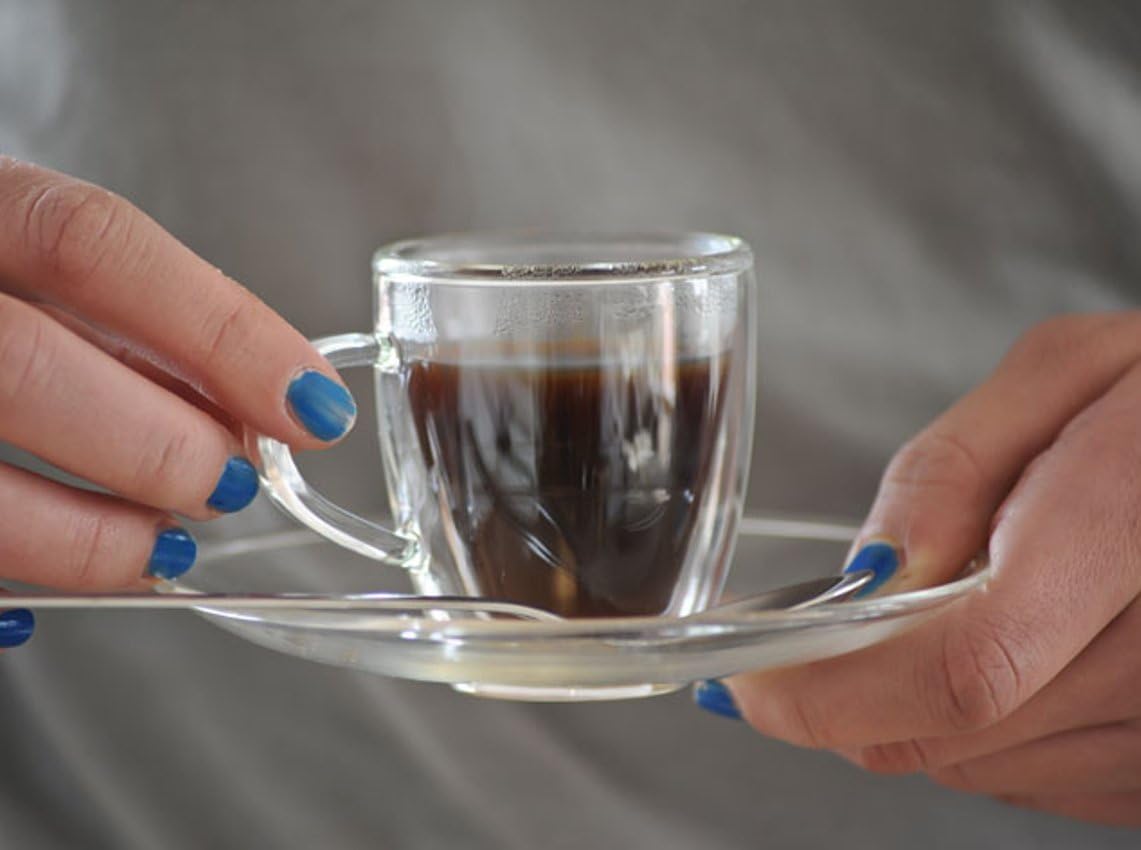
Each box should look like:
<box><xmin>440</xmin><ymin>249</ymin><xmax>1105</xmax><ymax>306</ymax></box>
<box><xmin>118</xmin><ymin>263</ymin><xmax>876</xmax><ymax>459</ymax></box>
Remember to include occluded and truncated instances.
<box><xmin>0</xmin><ymin>157</ymin><xmax>355</xmax><ymax>446</ymax></box>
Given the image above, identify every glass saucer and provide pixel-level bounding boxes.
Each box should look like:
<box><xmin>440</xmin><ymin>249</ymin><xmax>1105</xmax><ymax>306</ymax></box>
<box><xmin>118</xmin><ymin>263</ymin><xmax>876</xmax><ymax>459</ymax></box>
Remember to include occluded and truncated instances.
<box><xmin>177</xmin><ymin>516</ymin><xmax>990</xmax><ymax>702</ymax></box>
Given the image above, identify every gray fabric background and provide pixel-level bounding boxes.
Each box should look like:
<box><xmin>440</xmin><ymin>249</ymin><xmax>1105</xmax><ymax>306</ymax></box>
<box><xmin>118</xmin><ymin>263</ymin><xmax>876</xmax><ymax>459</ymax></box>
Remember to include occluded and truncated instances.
<box><xmin>0</xmin><ymin>0</ymin><xmax>1138</xmax><ymax>846</ymax></box>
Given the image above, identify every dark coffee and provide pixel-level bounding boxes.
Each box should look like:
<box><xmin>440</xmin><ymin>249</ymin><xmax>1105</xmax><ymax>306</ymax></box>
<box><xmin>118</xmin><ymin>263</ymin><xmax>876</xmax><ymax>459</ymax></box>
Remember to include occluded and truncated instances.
<box><xmin>405</xmin><ymin>354</ymin><xmax>729</xmax><ymax>617</ymax></box>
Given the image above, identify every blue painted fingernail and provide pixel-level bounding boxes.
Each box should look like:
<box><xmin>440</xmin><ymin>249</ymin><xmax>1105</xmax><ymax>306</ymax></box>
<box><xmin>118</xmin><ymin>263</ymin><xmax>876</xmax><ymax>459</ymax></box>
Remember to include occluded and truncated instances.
<box><xmin>147</xmin><ymin>527</ymin><xmax>197</xmax><ymax>580</ymax></box>
<box><xmin>843</xmin><ymin>540</ymin><xmax>900</xmax><ymax>597</ymax></box>
<box><xmin>0</xmin><ymin>609</ymin><xmax>35</xmax><ymax>648</ymax></box>
<box><xmin>286</xmin><ymin>371</ymin><xmax>357</xmax><ymax>441</ymax></box>
<box><xmin>207</xmin><ymin>456</ymin><xmax>259</xmax><ymax>513</ymax></box>
<box><xmin>694</xmin><ymin>679</ymin><xmax>742</xmax><ymax>720</ymax></box>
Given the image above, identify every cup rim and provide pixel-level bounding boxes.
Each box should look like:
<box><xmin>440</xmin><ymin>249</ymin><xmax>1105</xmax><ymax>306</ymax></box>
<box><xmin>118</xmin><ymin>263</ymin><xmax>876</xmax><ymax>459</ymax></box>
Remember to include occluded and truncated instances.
<box><xmin>372</xmin><ymin>230</ymin><xmax>753</xmax><ymax>284</ymax></box>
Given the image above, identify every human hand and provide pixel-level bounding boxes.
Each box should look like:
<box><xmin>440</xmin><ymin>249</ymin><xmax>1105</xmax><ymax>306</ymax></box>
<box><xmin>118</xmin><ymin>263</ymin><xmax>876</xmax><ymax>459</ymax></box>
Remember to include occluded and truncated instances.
<box><xmin>0</xmin><ymin>158</ymin><xmax>357</xmax><ymax>646</ymax></box>
<box><xmin>703</xmin><ymin>313</ymin><xmax>1141</xmax><ymax>827</ymax></box>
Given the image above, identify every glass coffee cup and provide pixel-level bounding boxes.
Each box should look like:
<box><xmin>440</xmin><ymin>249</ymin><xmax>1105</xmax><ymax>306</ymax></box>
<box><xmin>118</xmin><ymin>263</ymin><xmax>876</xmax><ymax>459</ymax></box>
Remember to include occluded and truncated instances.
<box><xmin>257</xmin><ymin>232</ymin><xmax>755</xmax><ymax>621</ymax></box>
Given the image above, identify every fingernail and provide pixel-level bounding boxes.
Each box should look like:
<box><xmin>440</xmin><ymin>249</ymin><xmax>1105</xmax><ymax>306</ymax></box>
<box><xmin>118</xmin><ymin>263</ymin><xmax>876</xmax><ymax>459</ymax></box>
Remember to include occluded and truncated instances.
<box><xmin>286</xmin><ymin>371</ymin><xmax>357</xmax><ymax>441</ymax></box>
<box><xmin>148</xmin><ymin>527</ymin><xmax>197</xmax><ymax>580</ymax></box>
<box><xmin>0</xmin><ymin>609</ymin><xmax>35</xmax><ymax>648</ymax></box>
<box><xmin>694</xmin><ymin>679</ymin><xmax>742</xmax><ymax>720</ymax></box>
<box><xmin>207</xmin><ymin>456</ymin><xmax>259</xmax><ymax>513</ymax></box>
<box><xmin>843</xmin><ymin>540</ymin><xmax>900</xmax><ymax>597</ymax></box>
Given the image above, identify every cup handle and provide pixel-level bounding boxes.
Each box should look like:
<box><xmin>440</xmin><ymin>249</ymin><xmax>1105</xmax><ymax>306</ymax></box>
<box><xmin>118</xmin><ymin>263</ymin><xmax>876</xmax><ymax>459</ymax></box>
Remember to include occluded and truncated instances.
<box><xmin>253</xmin><ymin>333</ymin><xmax>421</xmax><ymax>568</ymax></box>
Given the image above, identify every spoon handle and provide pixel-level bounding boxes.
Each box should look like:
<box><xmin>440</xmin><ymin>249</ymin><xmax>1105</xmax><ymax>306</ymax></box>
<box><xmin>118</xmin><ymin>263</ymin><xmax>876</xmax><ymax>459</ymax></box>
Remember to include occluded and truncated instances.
<box><xmin>0</xmin><ymin>592</ymin><xmax>562</xmax><ymax>621</ymax></box>
<box><xmin>0</xmin><ymin>571</ymin><xmax>873</xmax><ymax>620</ymax></box>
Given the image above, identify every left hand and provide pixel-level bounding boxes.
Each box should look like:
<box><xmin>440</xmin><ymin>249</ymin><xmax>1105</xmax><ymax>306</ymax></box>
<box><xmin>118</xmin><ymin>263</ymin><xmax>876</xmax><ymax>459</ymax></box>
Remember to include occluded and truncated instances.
<box><xmin>720</xmin><ymin>313</ymin><xmax>1141</xmax><ymax>827</ymax></box>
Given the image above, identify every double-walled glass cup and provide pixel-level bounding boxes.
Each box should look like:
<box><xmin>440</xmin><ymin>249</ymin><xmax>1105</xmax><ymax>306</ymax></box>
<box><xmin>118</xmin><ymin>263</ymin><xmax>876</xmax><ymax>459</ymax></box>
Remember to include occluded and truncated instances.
<box><xmin>257</xmin><ymin>233</ymin><xmax>756</xmax><ymax>690</ymax></box>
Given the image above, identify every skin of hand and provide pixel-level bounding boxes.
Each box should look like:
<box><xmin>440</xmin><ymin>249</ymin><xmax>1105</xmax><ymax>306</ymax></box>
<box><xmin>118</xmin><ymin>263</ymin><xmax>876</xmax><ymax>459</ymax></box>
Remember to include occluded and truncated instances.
<box><xmin>710</xmin><ymin>312</ymin><xmax>1141</xmax><ymax>827</ymax></box>
<box><xmin>0</xmin><ymin>157</ymin><xmax>358</xmax><ymax>645</ymax></box>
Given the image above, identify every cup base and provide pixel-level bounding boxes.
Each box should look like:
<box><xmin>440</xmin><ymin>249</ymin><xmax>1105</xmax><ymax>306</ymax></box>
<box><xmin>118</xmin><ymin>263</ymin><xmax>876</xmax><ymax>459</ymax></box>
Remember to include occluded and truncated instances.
<box><xmin>452</xmin><ymin>681</ymin><xmax>684</xmax><ymax>702</ymax></box>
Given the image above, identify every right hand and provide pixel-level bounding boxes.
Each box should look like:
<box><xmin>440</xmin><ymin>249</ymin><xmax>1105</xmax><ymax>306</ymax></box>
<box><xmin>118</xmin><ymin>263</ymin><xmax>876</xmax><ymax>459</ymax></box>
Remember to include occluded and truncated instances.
<box><xmin>722</xmin><ymin>313</ymin><xmax>1141</xmax><ymax>826</ymax></box>
<box><xmin>0</xmin><ymin>157</ymin><xmax>357</xmax><ymax>635</ymax></box>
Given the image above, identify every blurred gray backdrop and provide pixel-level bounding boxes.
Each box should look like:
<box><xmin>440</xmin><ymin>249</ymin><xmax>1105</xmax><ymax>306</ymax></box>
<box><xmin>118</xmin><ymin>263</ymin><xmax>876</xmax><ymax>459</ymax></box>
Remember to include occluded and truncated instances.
<box><xmin>0</xmin><ymin>1</ymin><xmax>1138</xmax><ymax>847</ymax></box>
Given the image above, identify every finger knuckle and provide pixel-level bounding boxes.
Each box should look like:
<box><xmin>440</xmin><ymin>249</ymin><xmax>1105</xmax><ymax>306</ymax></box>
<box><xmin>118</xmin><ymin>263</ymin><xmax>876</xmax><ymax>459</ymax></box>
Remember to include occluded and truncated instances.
<box><xmin>130</xmin><ymin>427</ymin><xmax>197</xmax><ymax>498</ymax></box>
<box><xmin>1002</xmin><ymin>313</ymin><xmax>1125</xmax><ymax>375</ymax></box>
<box><xmin>1006</xmin><ymin>316</ymin><xmax>1080</xmax><ymax>364</ymax></box>
<box><xmin>0</xmin><ymin>299</ymin><xmax>54</xmax><ymax>406</ymax></box>
<box><xmin>65</xmin><ymin>510</ymin><xmax>121</xmax><ymax>589</ymax></box>
<box><xmin>1054</xmin><ymin>380</ymin><xmax>1141</xmax><ymax>472</ymax></box>
<box><xmin>21</xmin><ymin>179</ymin><xmax>131</xmax><ymax>285</ymax></box>
<box><xmin>929</xmin><ymin>619</ymin><xmax>1026</xmax><ymax>733</ymax></box>
<box><xmin>740</xmin><ymin>689</ymin><xmax>836</xmax><ymax>750</ymax></box>
<box><xmin>198</xmin><ymin>288</ymin><xmax>262</xmax><ymax>370</ymax></box>
<box><xmin>928</xmin><ymin>762</ymin><xmax>978</xmax><ymax>793</ymax></box>
<box><xmin>853</xmin><ymin>739</ymin><xmax>932</xmax><ymax>775</ymax></box>
<box><xmin>884</xmin><ymin>429</ymin><xmax>985</xmax><ymax>500</ymax></box>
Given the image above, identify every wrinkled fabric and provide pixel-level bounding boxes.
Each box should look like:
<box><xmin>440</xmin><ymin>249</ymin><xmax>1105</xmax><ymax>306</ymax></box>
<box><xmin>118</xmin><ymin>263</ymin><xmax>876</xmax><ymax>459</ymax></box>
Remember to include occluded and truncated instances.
<box><xmin>0</xmin><ymin>1</ymin><xmax>1138</xmax><ymax>847</ymax></box>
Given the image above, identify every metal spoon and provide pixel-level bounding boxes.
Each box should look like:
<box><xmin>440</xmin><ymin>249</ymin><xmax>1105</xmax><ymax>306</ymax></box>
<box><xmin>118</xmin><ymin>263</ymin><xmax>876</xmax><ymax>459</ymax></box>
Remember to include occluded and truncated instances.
<box><xmin>694</xmin><ymin>568</ymin><xmax>873</xmax><ymax>617</ymax></box>
<box><xmin>0</xmin><ymin>570</ymin><xmax>873</xmax><ymax>621</ymax></box>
